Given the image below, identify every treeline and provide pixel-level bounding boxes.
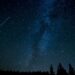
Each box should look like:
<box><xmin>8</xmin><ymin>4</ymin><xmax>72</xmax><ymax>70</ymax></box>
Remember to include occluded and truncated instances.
<box><xmin>0</xmin><ymin>63</ymin><xmax>75</xmax><ymax>75</ymax></box>
<box><xmin>49</xmin><ymin>63</ymin><xmax>75</xmax><ymax>75</ymax></box>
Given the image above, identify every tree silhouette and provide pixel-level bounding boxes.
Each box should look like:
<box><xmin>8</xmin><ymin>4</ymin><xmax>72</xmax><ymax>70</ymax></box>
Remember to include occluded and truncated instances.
<box><xmin>69</xmin><ymin>64</ymin><xmax>75</xmax><ymax>75</ymax></box>
<box><xmin>0</xmin><ymin>63</ymin><xmax>75</xmax><ymax>75</ymax></box>
<box><xmin>50</xmin><ymin>64</ymin><xmax>55</xmax><ymax>75</ymax></box>
<box><xmin>57</xmin><ymin>63</ymin><xmax>68</xmax><ymax>75</ymax></box>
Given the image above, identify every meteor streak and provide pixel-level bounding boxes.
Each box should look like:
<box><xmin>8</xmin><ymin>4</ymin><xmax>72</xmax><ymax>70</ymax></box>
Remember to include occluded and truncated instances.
<box><xmin>0</xmin><ymin>17</ymin><xmax>10</xmax><ymax>27</ymax></box>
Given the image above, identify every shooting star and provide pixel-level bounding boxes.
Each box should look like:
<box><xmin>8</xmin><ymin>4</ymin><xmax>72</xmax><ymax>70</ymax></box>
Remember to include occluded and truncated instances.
<box><xmin>0</xmin><ymin>17</ymin><xmax>11</xmax><ymax>27</ymax></box>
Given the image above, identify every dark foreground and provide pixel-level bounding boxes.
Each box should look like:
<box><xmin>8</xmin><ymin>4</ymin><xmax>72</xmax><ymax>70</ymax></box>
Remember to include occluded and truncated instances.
<box><xmin>0</xmin><ymin>64</ymin><xmax>75</xmax><ymax>75</ymax></box>
<box><xmin>0</xmin><ymin>71</ymin><xmax>49</xmax><ymax>75</ymax></box>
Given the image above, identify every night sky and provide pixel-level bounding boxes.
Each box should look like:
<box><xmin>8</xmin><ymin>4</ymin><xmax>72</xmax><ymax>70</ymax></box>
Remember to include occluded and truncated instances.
<box><xmin>0</xmin><ymin>0</ymin><xmax>75</xmax><ymax>71</ymax></box>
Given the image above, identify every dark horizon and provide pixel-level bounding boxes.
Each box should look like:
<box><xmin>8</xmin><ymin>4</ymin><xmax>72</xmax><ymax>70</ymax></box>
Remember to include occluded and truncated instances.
<box><xmin>0</xmin><ymin>63</ymin><xmax>75</xmax><ymax>75</ymax></box>
<box><xmin>0</xmin><ymin>63</ymin><xmax>74</xmax><ymax>72</ymax></box>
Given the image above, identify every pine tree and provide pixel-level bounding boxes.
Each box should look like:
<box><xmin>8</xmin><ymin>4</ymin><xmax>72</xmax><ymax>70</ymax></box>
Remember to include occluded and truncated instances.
<box><xmin>69</xmin><ymin>64</ymin><xmax>75</xmax><ymax>75</ymax></box>
<box><xmin>57</xmin><ymin>63</ymin><xmax>68</xmax><ymax>75</ymax></box>
<box><xmin>50</xmin><ymin>64</ymin><xmax>55</xmax><ymax>75</ymax></box>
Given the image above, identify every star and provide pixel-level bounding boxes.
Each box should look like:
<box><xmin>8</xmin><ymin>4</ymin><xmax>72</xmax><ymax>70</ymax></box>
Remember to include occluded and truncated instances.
<box><xmin>61</xmin><ymin>50</ymin><xmax>65</xmax><ymax>54</ymax></box>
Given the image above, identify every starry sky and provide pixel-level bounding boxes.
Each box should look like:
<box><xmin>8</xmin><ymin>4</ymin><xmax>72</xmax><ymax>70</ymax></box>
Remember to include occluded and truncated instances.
<box><xmin>0</xmin><ymin>0</ymin><xmax>75</xmax><ymax>72</ymax></box>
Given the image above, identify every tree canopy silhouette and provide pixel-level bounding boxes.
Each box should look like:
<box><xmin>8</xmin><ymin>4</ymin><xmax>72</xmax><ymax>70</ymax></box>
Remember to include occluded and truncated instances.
<box><xmin>57</xmin><ymin>63</ymin><xmax>68</xmax><ymax>75</ymax></box>
<box><xmin>50</xmin><ymin>64</ymin><xmax>55</xmax><ymax>75</ymax></box>
<box><xmin>69</xmin><ymin>64</ymin><xmax>75</xmax><ymax>75</ymax></box>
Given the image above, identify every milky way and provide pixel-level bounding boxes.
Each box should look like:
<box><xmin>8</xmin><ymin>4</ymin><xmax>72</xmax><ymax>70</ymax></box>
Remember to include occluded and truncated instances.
<box><xmin>0</xmin><ymin>0</ymin><xmax>75</xmax><ymax>71</ymax></box>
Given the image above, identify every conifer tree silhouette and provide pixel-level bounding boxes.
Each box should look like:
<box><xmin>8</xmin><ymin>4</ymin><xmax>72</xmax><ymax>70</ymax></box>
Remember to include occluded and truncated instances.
<box><xmin>69</xmin><ymin>64</ymin><xmax>75</xmax><ymax>75</ymax></box>
<box><xmin>57</xmin><ymin>63</ymin><xmax>68</xmax><ymax>75</ymax></box>
<box><xmin>50</xmin><ymin>64</ymin><xmax>55</xmax><ymax>75</ymax></box>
